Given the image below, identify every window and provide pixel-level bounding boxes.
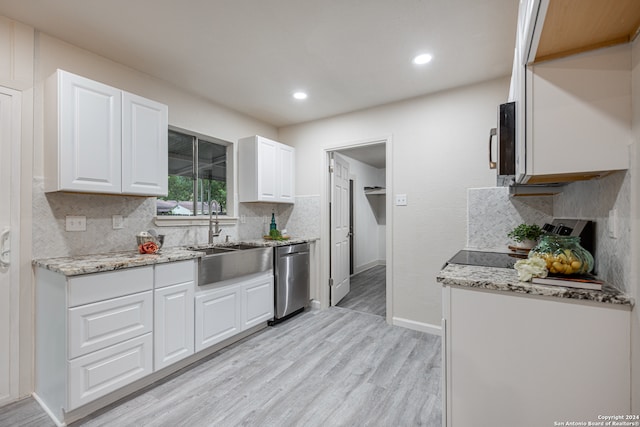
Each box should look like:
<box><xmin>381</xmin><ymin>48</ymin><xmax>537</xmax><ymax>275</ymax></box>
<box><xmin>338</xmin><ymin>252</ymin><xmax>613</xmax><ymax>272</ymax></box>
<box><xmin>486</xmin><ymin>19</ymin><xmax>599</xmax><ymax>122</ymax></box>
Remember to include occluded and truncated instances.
<box><xmin>157</xmin><ymin>129</ymin><xmax>229</xmax><ymax>216</ymax></box>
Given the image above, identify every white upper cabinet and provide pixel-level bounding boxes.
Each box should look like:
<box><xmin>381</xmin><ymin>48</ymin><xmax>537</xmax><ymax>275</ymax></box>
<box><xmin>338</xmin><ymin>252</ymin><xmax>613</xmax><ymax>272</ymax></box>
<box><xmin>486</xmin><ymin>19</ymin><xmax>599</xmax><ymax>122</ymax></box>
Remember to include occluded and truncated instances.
<box><xmin>122</xmin><ymin>92</ymin><xmax>168</xmax><ymax>196</ymax></box>
<box><xmin>511</xmin><ymin>0</ymin><xmax>635</xmax><ymax>184</ymax></box>
<box><xmin>45</xmin><ymin>69</ymin><xmax>168</xmax><ymax>196</ymax></box>
<box><xmin>238</xmin><ymin>135</ymin><xmax>295</xmax><ymax>203</ymax></box>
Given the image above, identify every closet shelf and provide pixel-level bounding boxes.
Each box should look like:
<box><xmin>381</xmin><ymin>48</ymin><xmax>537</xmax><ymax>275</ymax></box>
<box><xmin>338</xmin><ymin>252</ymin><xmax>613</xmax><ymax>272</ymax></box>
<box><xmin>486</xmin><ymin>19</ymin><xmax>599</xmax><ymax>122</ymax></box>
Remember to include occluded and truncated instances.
<box><xmin>364</xmin><ymin>186</ymin><xmax>386</xmax><ymax>195</ymax></box>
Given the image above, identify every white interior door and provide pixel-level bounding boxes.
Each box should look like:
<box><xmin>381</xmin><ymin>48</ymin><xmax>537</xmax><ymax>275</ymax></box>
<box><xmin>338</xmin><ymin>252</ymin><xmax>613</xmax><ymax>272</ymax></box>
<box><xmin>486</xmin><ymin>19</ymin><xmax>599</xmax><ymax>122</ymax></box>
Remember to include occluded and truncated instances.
<box><xmin>330</xmin><ymin>153</ymin><xmax>350</xmax><ymax>306</ymax></box>
<box><xmin>0</xmin><ymin>86</ymin><xmax>21</xmax><ymax>406</ymax></box>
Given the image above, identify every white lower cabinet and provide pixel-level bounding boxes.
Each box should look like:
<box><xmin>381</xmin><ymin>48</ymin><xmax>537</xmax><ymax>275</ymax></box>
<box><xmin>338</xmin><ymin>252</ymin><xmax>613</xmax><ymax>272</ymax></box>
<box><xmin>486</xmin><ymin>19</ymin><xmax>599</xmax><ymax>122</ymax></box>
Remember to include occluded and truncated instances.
<box><xmin>196</xmin><ymin>272</ymin><xmax>274</xmax><ymax>352</ymax></box>
<box><xmin>242</xmin><ymin>274</ymin><xmax>275</xmax><ymax>329</ymax></box>
<box><xmin>68</xmin><ymin>333</ymin><xmax>153</xmax><ymax>410</ymax></box>
<box><xmin>442</xmin><ymin>285</ymin><xmax>631</xmax><ymax>427</ymax></box>
<box><xmin>154</xmin><ymin>261</ymin><xmax>195</xmax><ymax>370</ymax></box>
<box><xmin>154</xmin><ymin>281</ymin><xmax>194</xmax><ymax>370</ymax></box>
<box><xmin>195</xmin><ymin>286</ymin><xmax>242</xmax><ymax>352</ymax></box>
<box><xmin>36</xmin><ymin>259</ymin><xmax>272</xmax><ymax>425</ymax></box>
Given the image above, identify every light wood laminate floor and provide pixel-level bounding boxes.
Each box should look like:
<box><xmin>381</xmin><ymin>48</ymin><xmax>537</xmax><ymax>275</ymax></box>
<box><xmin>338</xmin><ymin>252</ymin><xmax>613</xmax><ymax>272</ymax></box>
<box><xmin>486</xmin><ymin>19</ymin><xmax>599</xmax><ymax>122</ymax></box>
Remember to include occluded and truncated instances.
<box><xmin>337</xmin><ymin>265</ymin><xmax>386</xmax><ymax>317</ymax></box>
<box><xmin>1</xmin><ymin>307</ymin><xmax>441</xmax><ymax>427</ymax></box>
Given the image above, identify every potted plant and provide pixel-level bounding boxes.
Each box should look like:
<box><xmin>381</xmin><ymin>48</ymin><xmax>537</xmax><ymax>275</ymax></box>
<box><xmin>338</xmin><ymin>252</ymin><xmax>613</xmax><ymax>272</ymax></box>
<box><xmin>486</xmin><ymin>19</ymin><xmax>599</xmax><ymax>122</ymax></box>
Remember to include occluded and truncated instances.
<box><xmin>508</xmin><ymin>223</ymin><xmax>543</xmax><ymax>249</ymax></box>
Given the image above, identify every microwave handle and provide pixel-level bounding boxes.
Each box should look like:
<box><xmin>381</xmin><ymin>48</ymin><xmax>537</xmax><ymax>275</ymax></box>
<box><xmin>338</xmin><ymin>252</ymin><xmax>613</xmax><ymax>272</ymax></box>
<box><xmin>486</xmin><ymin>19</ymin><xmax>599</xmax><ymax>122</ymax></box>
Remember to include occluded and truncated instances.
<box><xmin>489</xmin><ymin>127</ymin><xmax>497</xmax><ymax>169</ymax></box>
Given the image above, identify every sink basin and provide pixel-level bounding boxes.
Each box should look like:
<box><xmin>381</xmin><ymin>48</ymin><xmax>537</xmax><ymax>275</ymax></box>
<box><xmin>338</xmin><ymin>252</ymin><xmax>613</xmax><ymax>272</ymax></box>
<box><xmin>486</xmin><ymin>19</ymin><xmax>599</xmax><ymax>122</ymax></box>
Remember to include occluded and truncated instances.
<box><xmin>194</xmin><ymin>245</ymin><xmax>273</xmax><ymax>286</ymax></box>
<box><xmin>225</xmin><ymin>243</ymin><xmax>264</xmax><ymax>250</ymax></box>
<box><xmin>193</xmin><ymin>247</ymin><xmax>238</xmax><ymax>255</ymax></box>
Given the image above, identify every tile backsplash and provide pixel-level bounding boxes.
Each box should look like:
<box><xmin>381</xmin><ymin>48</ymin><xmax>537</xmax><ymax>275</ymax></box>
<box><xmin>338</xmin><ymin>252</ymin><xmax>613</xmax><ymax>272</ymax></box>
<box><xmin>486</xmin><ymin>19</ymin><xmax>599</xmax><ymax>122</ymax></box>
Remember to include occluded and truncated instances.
<box><xmin>467</xmin><ymin>170</ymin><xmax>630</xmax><ymax>291</ymax></box>
<box><xmin>467</xmin><ymin>187</ymin><xmax>553</xmax><ymax>251</ymax></box>
<box><xmin>33</xmin><ymin>176</ymin><xmax>320</xmax><ymax>259</ymax></box>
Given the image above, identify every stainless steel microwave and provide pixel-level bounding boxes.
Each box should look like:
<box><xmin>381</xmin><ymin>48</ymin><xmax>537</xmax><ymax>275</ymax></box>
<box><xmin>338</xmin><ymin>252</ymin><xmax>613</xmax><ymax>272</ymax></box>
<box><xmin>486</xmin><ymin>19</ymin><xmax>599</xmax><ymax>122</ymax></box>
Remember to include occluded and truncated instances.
<box><xmin>489</xmin><ymin>102</ymin><xmax>515</xmax><ymax>185</ymax></box>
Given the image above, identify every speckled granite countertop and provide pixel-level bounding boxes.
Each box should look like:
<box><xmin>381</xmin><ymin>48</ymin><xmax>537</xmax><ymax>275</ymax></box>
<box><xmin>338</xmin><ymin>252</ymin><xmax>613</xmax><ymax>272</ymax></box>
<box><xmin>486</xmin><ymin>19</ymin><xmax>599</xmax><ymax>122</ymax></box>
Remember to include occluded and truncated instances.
<box><xmin>33</xmin><ymin>237</ymin><xmax>319</xmax><ymax>276</ymax></box>
<box><xmin>437</xmin><ymin>264</ymin><xmax>634</xmax><ymax>306</ymax></box>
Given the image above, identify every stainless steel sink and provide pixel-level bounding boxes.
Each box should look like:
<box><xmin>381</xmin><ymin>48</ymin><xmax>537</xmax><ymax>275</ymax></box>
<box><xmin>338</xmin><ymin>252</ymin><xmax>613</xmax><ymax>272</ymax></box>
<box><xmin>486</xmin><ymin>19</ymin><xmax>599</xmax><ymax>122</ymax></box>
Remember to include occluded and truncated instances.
<box><xmin>193</xmin><ymin>245</ymin><xmax>273</xmax><ymax>286</ymax></box>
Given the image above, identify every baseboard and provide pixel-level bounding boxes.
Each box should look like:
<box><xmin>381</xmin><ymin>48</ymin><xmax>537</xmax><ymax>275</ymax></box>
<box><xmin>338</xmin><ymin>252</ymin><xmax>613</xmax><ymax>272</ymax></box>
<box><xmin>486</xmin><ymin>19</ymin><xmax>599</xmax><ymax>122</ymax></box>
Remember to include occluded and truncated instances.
<box><xmin>32</xmin><ymin>393</ymin><xmax>65</xmax><ymax>427</ymax></box>
<box><xmin>392</xmin><ymin>317</ymin><xmax>442</xmax><ymax>336</ymax></box>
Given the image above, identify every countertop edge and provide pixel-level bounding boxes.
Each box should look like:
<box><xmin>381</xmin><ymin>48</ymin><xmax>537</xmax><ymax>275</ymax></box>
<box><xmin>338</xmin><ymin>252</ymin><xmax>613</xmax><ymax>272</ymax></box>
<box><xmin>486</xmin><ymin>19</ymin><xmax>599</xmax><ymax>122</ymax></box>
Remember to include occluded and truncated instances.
<box><xmin>33</xmin><ymin>237</ymin><xmax>319</xmax><ymax>276</ymax></box>
<box><xmin>438</xmin><ymin>264</ymin><xmax>634</xmax><ymax>307</ymax></box>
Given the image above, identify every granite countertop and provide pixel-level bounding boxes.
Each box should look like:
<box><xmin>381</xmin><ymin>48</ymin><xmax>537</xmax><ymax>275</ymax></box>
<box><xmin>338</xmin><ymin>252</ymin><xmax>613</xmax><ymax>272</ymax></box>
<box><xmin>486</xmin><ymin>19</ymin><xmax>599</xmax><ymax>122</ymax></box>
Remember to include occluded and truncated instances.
<box><xmin>191</xmin><ymin>236</ymin><xmax>318</xmax><ymax>249</ymax></box>
<box><xmin>33</xmin><ymin>247</ymin><xmax>202</xmax><ymax>276</ymax></box>
<box><xmin>437</xmin><ymin>263</ymin><xmax>634</xmax><ymax>306</ymax></box>
<box><xmin>33</xmin><ymin>237</ymin><xmax>319</xmax><ymax>276</ymax></box>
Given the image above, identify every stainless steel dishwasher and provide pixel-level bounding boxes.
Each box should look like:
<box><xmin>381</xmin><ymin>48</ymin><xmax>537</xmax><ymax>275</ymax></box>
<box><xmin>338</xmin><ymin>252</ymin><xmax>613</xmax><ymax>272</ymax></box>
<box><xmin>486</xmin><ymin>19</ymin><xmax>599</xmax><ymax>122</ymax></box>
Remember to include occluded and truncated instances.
<box><xmin>272</xmin><ymin>243</ymin><xmax>310</xmax><ymax>323</ymax></box>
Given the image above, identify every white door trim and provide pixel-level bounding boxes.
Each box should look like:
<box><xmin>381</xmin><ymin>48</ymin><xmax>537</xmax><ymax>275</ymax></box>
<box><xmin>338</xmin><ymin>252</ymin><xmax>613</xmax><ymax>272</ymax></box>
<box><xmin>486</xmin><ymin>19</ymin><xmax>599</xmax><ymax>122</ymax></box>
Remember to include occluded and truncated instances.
<box><xmin>0</xmin><ymin>85</ymin><xmax>22</xmax><ymax>406</ymax></box>
<box><xmin>320</xmin><ymin>135</ymin><xmax>393</xmax><ymax>324</ymax></box>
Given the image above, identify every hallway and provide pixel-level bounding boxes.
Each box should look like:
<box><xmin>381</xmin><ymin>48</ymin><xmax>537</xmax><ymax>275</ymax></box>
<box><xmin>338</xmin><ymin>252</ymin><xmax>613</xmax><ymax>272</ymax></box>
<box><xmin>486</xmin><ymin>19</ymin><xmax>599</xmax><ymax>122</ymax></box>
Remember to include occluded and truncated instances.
<box><xmin>337</xmin><ymin>265</ymin><xmax>386</xmax><ymax>317</ymax></box>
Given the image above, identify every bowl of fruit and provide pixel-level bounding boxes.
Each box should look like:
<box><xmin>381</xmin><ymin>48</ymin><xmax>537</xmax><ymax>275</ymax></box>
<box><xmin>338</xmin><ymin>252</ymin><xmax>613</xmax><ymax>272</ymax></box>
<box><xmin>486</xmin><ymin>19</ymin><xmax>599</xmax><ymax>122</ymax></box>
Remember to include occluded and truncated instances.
<box><xmin>528</xmin><ymin>235</ymin><xmax>593</xmax><ymax>275</ymax></box>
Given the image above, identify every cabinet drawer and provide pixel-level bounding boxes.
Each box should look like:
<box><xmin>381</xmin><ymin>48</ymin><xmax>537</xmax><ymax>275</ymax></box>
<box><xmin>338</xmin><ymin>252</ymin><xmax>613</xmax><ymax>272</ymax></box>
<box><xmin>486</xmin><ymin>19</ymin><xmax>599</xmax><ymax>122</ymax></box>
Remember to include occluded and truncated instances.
<box><xmin>155</xmin><ymin>260</ymin><xmax>195</xmax><ymax>288</ymax></box>
<box><xmin>68</xmin><ymin>266</ymin><xmax>153</xmax><ymax>307</ymax></box>
<box><xmin>68</xmin><ymin>291</ymin><xmax>152</xmax><ymax>359</ymax></box>
<box><xmin>68</xmin><ymin>333</ymin><xmax>152</xmax><ymax>410</ymax></box>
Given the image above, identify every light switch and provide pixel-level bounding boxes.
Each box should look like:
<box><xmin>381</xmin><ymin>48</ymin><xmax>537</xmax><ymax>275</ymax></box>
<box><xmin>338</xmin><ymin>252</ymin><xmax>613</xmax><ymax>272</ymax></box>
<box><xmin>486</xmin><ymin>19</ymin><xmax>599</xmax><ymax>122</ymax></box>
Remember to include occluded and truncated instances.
<box><xmin>112</xmin><ymin>215</ymin><xmax>124</xmax><ymax>229</ymax></box>
<box><xmin>66</xmin><ymin>215</ymin><xmax>86</xmax><ymax>232</ymax></box>
<box><xmin>395</xmin><ymin>194</ymin><xmax>408</xmax><ymax>206</ymax></box>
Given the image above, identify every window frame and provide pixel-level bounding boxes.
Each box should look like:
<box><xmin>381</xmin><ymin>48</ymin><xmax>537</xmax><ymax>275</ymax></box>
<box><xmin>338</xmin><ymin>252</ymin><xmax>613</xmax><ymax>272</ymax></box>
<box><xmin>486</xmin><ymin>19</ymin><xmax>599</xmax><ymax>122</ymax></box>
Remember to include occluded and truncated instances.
<box><xmin>154</xmin><ymin>126</ymin><xmax>236</xmax><ymax>226</ymax></box>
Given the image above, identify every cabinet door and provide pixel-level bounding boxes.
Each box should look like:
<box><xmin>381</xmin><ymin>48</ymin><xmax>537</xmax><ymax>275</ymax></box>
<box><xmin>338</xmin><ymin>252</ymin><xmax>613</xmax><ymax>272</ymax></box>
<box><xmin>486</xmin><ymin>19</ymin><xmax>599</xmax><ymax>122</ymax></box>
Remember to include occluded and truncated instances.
<box><xmin>58</xmin><ymin>70</ymin><xmax>122</xmax><ymax>193</ymax></box>
<box><xmin>154</xmin><ymin>282</ymin><xmax>194</xmax><ymax>371</ymax></box>
<box><xmin>277</xmin><ymin>144</ymin><xmax>295</xmax><ymax>202</ymax></box>
<box><xmin>121</xmin><ymin>92</ymin><xmax>168</xmax><ymax>196</ymax></box>
<box><xmin>444</xmin><ymin>286</ymin><xmax>630</xmax><ymax>427</ymax></box>
<box><xmin>242</xmin><ymin>274</ymin><xmax>274</xmax><ymax>330</ymax></box>
<box><xmin>257</xmin><ymin>137</ymin><xmax>278</xmax><ymax>202</ymax></box>
<box><xmin>194</xmin><ymin>286</ymin><xmax>241</xmax><ymax>352</ymax></box>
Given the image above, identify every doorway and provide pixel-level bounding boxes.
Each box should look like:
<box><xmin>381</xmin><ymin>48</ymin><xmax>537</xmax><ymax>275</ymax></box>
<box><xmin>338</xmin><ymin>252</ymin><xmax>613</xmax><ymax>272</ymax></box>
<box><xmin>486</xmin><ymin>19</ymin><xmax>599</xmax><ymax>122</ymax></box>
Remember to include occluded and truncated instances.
<box><xmin>324</xmin><ymin>137</ymin><xmax>391</xmax><ymax>322</ymax></box>
<box><xmin>0</xmin><ymin>86</ymin><xmax>22</xmax><ymax>406</ymax></box>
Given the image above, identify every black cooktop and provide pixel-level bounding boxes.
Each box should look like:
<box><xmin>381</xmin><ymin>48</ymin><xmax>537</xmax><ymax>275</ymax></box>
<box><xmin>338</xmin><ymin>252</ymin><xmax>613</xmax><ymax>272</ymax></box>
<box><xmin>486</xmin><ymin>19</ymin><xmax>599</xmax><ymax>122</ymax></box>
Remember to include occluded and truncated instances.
<box><xmin>445</xmin><ymin>250</ymin><xmax>526</xmax><ymax>269</ymax></box>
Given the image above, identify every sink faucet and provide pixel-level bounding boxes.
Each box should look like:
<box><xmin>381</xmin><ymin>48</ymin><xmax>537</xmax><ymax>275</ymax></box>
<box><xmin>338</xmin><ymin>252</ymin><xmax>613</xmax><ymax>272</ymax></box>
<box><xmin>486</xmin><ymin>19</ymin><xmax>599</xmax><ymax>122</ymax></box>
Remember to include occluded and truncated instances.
<box><xmin>208</xmin><ymin>200</ymin><xmax>222</xmax><ymax>244</ymax></box>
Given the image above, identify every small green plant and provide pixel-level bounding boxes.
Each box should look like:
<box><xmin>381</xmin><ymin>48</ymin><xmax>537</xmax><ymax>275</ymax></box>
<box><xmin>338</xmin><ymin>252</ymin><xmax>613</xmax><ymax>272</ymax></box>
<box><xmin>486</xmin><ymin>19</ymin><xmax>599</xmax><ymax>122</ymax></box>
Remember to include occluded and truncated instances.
<box><xmin>507</xmin><ymin>223</ymin><xmax>543</xmax><ymax>243</ymax></box>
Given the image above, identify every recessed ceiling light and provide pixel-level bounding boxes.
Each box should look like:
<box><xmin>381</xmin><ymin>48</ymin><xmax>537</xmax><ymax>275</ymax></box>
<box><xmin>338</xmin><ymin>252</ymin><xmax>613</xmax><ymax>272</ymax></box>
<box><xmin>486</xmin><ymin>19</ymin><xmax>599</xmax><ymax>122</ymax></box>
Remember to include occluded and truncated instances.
<box><xmin>293</xmin><ymin>92</ymin><xmax>308</xmax><ymax>100</ymax></box>
<box><xmin>413</xmin><ymin>54</ymin><xmax>433</xmax><ymax>65</ymax></box>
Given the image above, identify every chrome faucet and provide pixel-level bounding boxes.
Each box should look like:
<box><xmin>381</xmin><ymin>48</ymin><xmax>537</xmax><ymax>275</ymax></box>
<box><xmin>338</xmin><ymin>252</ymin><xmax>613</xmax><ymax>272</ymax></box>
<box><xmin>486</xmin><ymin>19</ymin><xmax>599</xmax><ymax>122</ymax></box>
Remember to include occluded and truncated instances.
<box><xmin>208</xmin><ymin>200</ymin><xmax>222</xmax><ymax>244</ymax></box>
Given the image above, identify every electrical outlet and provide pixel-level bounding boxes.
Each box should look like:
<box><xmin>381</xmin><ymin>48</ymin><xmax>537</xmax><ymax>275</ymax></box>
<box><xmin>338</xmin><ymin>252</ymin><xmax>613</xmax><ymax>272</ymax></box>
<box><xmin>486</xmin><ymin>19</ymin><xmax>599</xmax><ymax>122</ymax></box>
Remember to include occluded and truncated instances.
<box><xmin>66</xmin><ymin>215</ymin><xmax>86</xmax><ymax>232</ymax></box>
<box><xmin>395</xmin><ymin>194</ymin><xmax>408</xmax><ymax>206</ymax></box>
<box><xmin>608</xmin><ymin>209</ymin><xmax>618</xmax><ymax>239</ymax></box>
<box><xmin>112</xmin><ymin>215</ymin><xmax>124</xmax><ymax>229</ymax></box>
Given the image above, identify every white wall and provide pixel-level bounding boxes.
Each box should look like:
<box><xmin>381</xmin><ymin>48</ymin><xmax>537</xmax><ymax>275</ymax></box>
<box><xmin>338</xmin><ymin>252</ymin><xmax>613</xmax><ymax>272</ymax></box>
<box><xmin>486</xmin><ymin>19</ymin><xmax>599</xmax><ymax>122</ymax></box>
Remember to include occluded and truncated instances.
<box><xmin>2</xmin><ymin>16</ymin><xmax>282</xmax><ymax>398</ymax></box>
<box><xmin>340</xmin><ymin>153</ymin><xmax>385</xmax><ymax>272</ymax></box>
<box><xmin>278</xmin><ymin>77</ymin><xmax>509</xmax><ymax>329</ymax></box>
<box><xmin>29</xmin><ymin>32</ymin><xmax>279</xmax><ymax>258</ymax></box>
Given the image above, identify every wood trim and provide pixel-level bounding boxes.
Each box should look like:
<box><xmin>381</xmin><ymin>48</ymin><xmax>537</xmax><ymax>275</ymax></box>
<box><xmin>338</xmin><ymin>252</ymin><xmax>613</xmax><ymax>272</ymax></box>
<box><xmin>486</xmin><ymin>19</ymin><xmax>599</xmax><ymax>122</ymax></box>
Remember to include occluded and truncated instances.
<box><xmin>535</xmin><ymin>0</ymin><xmax>640</xmax><ymax>63</ymax></box>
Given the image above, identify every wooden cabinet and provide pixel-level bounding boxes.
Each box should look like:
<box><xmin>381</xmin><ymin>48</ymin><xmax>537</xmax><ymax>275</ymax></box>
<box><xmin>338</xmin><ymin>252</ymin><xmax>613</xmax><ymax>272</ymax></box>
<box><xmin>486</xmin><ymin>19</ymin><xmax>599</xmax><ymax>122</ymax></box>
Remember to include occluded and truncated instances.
<box><xmin>45</xmin><ymin>69</ymin><xmax>168</xmax><ymax>196</ymax></box>
<box><xmin>238</xmin><ymin>135</ymin><xmax>295</xmax><ymax>203</ymax></box>
<box><xmin>510</xmin><ymin>1</ymin><xmax>632</xmax><ymax>184</ymax></box>
<box><xmin>154</xmin><ymin>261</ymin><xmax>195</xmax><ymax>370</ymax></box>
<box><xmin>442</xmin><ymin>285</ymin><xmax>631</xmax><ymax>427</ymax></box>
<box><xmin>195</xmin><ymin>272</ymin><xmax>273</xmax><ymax>352</ymax></box>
